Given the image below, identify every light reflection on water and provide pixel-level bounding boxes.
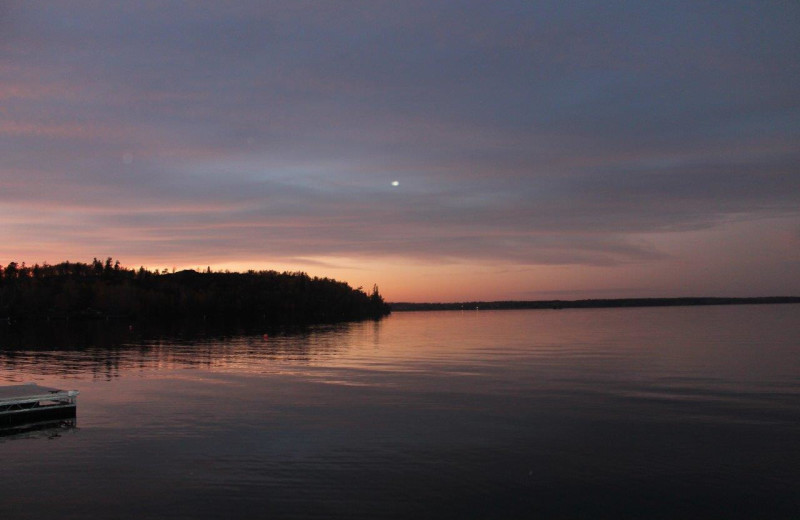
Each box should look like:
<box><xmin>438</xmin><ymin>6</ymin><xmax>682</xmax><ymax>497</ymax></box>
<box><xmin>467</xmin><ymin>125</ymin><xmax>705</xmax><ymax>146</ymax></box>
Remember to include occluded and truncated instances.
<box><xmin>1</xmin><ymin>305</ymin><xmax>799</xmax><ymax>519</ymax></box>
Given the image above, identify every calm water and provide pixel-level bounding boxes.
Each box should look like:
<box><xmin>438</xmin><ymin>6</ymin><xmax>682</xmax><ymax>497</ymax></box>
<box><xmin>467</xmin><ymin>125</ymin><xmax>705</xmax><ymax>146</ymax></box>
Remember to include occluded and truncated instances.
<box><xmin>1</xmin><ymin>305</ymin><xmax>799</xmax><ymax>519</ymax></box>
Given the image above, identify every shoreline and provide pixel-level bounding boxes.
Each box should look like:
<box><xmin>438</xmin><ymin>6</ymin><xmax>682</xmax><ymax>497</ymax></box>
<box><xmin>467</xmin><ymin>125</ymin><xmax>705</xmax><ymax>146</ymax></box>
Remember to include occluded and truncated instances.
<box><xmin>389</xmin><ymin>297</ymin><xmax>800</xmax><ymax>312</ymax></box>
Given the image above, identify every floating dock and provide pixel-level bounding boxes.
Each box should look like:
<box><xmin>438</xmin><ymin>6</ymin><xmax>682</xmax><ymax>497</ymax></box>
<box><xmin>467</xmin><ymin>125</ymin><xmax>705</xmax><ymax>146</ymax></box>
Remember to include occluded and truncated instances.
<box><xmin>0</xmin><ymin>384</ymin><xmax>79</xmax><ymax>427</ymax></box>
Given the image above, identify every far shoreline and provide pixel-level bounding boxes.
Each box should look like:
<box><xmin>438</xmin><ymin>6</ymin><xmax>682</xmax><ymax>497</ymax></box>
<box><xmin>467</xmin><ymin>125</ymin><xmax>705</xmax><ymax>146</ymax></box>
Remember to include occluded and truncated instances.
<box><xmin>389</xmin><ymin>297</ymin><xmax>800</xmax><ymax>312</ymax></box>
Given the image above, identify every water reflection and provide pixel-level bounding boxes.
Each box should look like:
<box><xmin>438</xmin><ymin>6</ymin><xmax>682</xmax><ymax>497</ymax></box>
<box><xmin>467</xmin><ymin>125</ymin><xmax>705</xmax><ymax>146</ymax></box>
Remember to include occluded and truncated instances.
<box><xmin>0</xmin><ymin>418</ymin><xmax>77</xmax><ymax>441</ymax></box>
<box><xmin>0</xmin><ymin>307</ymin><xmax>798</xmax><ymax>519</ymax></box>
<box><xmin>0</xmin><ymin>320</ymin><xmax>373</xmax><ymax>381</ymax></box>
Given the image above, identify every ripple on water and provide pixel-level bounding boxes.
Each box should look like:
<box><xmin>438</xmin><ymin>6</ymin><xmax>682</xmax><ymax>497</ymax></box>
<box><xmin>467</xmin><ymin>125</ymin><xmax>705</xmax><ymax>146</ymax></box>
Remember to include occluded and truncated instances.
<box><xmin>1</xmin><ymin>305</ymin><xmax>799</xmax><ymax>519</ymax></box>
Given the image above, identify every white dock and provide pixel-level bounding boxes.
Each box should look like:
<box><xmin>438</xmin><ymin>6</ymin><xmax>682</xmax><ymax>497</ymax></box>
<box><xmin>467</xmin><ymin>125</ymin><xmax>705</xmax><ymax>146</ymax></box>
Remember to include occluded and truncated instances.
<box><xmin>0</xmin><ymin>384</ymin><xmax>79</xmax><ymax>425</ymax></box>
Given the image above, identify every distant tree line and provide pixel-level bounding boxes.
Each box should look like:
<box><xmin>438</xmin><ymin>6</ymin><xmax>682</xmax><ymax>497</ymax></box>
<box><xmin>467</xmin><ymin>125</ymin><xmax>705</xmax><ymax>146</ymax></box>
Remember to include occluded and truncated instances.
<box><xmin>0</xmin><ymin>258</ymin><xmax>390</xmax><ymax>324</ymax></box>
<box><xmin>390</xmin><ymin>297</ymin><xmax>800</xmax><ymax>312</ymax></box>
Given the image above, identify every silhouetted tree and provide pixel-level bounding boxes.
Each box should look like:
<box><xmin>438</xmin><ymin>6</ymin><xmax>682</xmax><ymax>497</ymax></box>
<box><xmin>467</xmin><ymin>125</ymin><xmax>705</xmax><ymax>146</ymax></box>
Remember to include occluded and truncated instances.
<box><xmin>0</xmin><ymin>258</ymin><xmax>390</xmax><ymax>324</ymax></box>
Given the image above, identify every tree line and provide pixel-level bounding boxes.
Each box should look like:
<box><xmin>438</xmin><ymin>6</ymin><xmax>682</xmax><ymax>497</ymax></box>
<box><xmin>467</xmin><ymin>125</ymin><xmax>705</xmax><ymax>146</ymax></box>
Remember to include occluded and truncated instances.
<box><xmin>0</xmin><ymin>258</ymin><xmax>390</xmax><ymax>324</ymax></box>
<box><xmin>390</xmin><ymin>297</ymin><xmax>800</xmax><ymax>312</ymax></box>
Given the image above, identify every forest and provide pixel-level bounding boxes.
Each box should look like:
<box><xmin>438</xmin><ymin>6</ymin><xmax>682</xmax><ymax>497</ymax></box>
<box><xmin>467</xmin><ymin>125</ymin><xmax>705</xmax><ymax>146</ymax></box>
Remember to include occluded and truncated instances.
<box><xmin>0</xmin><ymin>258</ymin><xmax>390</xmax><ymax>324</ymax></box>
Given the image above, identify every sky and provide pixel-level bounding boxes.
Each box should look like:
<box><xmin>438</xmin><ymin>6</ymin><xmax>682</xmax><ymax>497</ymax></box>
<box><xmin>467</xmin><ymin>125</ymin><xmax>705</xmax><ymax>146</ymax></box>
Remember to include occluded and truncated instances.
<box><xmin>1</xmin><ymin>1</ymin><xmax>799</xmax><ymax>302</ymax></box>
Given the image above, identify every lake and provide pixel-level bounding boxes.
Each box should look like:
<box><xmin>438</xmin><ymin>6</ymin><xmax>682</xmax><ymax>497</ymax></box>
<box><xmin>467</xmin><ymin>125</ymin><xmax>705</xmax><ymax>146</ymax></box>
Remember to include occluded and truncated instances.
<box><xmin>1</xmin><ymin>305</ymin><xmax>799</xmax><ymax>519</ymax></box>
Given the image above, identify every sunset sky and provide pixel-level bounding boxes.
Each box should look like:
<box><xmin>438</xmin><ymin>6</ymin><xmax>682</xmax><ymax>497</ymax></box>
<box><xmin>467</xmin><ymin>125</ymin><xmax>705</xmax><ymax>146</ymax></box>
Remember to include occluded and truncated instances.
<box><xmin>2</xmin><ymin>1</ymin><xmax>799</xmax><ymax>302</ymax></box>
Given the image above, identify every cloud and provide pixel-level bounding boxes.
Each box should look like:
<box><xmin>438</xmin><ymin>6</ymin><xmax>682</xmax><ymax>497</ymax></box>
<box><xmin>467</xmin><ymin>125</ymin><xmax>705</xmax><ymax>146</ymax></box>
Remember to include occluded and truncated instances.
<box><xmin>1</xmin><ymin>0</ymin><xmax>798</xmax><ymax>277</ymax></box>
